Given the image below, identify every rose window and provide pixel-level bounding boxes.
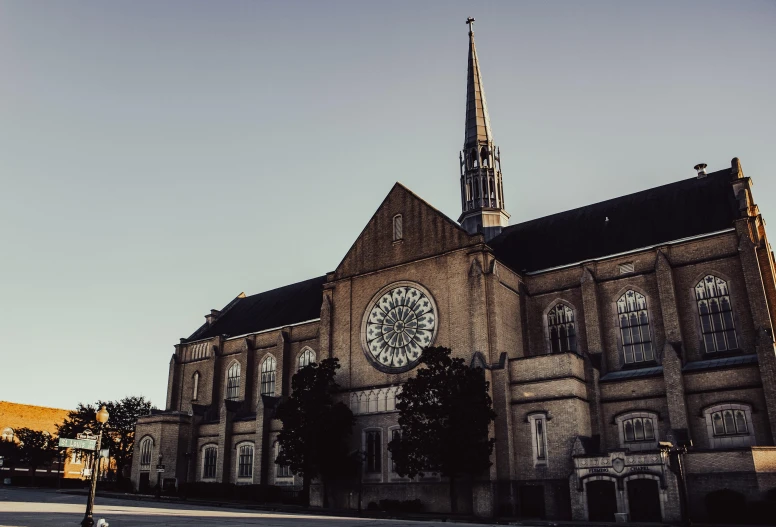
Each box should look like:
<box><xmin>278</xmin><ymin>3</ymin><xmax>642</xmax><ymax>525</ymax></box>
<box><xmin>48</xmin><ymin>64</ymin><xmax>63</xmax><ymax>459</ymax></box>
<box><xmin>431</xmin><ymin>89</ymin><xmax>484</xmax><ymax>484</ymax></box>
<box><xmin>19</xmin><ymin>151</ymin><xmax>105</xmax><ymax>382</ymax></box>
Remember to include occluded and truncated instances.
<box><xmin>361</xmin><ymin>283</ymin><xmax>438</xmax><ymax>373</ymax></box>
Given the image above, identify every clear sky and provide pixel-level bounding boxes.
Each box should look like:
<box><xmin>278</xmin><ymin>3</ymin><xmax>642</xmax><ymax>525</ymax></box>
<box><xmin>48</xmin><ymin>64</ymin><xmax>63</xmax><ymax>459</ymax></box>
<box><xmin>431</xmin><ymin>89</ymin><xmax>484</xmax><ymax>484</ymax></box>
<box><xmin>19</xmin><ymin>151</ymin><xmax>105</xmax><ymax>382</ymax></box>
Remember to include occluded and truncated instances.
<box><xmin>1</xmin><ymin>1</ymin><xmax>774</xmax><ymax>410</ymax></box>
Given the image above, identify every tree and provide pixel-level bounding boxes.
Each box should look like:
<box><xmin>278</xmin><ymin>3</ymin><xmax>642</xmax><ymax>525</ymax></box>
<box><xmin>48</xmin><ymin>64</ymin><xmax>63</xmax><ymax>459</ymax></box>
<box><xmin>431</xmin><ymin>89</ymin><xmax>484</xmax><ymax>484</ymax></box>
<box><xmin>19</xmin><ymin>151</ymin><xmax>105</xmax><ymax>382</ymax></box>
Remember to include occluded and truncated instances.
<box><xmin>0</xmin><ymin>437</ymin><xmax>20</xmax><ymax>472</ymax></box>
<box><xmin>275</xmin><ymin>358</ymin><xmax>354</xmax><ymax>506</ymax></box>
<box><xmin>58</xmin><ymin>396</ymin><xmax>155</xmax><ymax>483</ymax></box>
<box><xmin>15</xmin><ymin>428</ymin><xmax>58</xmax><ymax>485</ymax></box>
<box><xmin>388</xmin><ymin>346</ymin><xmax>496</xmax><ymax>513</ymax></box>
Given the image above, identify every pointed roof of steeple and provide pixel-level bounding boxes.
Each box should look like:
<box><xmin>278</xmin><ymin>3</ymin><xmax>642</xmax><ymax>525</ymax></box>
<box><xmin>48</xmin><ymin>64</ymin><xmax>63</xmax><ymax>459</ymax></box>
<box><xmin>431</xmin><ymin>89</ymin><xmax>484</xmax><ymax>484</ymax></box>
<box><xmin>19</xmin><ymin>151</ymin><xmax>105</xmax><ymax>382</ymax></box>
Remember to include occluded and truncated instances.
<box><xmin>465</xmin><ymin>17</ymin><xmax>493</xmax><ymax>147</ymax></box>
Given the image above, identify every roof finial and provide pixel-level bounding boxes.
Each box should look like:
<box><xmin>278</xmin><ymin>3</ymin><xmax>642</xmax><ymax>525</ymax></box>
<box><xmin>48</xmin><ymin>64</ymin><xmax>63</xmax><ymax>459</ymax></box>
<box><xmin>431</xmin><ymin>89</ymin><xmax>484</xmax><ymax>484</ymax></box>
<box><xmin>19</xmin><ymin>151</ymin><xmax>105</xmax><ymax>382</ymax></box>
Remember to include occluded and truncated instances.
<box><xmin>466</xmin><ymin>17</ymin><xmax>475</xmax><ymax>35</ymax></box>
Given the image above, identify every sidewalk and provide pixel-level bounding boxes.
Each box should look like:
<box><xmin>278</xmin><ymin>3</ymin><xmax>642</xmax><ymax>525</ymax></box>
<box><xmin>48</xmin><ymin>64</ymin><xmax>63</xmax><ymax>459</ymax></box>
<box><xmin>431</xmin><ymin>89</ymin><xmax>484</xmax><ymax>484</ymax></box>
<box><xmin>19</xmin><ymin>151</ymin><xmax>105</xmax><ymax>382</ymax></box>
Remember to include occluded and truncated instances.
<box><xmin>57</xmin><ymin>488</ymin><xmax>732</xmax><ymax>527</ymax></box>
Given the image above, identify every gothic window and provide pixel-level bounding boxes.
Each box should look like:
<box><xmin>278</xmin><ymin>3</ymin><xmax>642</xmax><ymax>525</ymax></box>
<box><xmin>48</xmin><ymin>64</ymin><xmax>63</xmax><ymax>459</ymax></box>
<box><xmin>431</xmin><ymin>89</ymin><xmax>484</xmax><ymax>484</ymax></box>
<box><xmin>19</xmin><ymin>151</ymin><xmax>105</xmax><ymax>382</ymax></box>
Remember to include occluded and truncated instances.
<box><xmin>528</xmin><ymin>414</ymin><xmax>548</xmax><ymax>466</ymax></box>
<box><xmin>389</xmin><ymin>428</ymin><xmax>401</xmax><ymax>474</ymax></box>
<box><xmin>547</xmin><ymin>303</ymin><xmax>577</xmax><ymax>353</ymax></box>
<box><xmin>237</xmin><ymin>443</ymin><xmax>253</xmax><ymax>479</ymax></box>
<box><xmin>365</xmin><ymin>430</ymin><xmax>382</xmax><ymax>473</ymax></box>
<box><xmin>393</xmin><ymin>214</ymin><xmax>403</xmax><ymax>242</ymax></box>
<box><xmin>139</xmin><ymin>437</ymin><xmax>153</xmax><ymax>469</ymax></box>
<box><xmin>712</xmin><ymin>409</ymin><xmax>748</xmax><ymax>436</ymax></box>
<box><xmin>1</xmin><ymin>427</ymin><xmax>13</xmax><ymax>442</ymax></box>
<box><xmin>617</xmin><ymin>290</ymin><xmax>654</xmax><ymax>364</ymax></box>
<box><xmin>260</xmin><ymin>355</ymin><xmax>276</xmax><ymax>396</ymax></box>
<box><xmin>275</xmin><ymin>442</ymin><xmax>291</xmax><ymax>478</ymax></box>
<box><xmin>298</xmin><ymin>347</ymin><xmax>316</xmax><ymax>370</ymax></box>
<box><xmin>615</xmin><ymin>412</ymin><xmax>658</xmax><ymax>451</ymax></box>
<box><xmin>226</xmin><ymin>362</ymin><xmax>240</xmax><ymax>401</ymax></box>
<box><xmin>192</xmin><ymin>372</ymin><xmax>199</xmax><ymax>400</ymax></box>
<box><xmin>481</xmin><ymin>147</ymin><xmax>489</xmax><ymax>167</ymax></box>
<box><xmin>202</xmin><ymin>445</ymin><xmax>217</xmax><ymax>480</ymax></box>
<box><xmin>703</xmin><ymin>404</ymin><xmax>755</xmax><ymax>449</ymax></box>
<box><xmin>695</xmin><ymin>275</ymin><xmax>738</xmax><ymax>353</ymax></box>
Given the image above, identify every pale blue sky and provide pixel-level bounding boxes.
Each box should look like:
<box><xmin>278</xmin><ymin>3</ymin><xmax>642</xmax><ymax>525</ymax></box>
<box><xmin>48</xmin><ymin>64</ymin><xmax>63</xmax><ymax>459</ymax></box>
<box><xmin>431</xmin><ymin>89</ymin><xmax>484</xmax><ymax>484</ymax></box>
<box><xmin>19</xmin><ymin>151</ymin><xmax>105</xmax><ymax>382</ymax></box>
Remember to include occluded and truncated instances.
<box><xmin>1</xmin><ymin>1</ymin><xmax>774</xmax><ymax>410</ymax></box>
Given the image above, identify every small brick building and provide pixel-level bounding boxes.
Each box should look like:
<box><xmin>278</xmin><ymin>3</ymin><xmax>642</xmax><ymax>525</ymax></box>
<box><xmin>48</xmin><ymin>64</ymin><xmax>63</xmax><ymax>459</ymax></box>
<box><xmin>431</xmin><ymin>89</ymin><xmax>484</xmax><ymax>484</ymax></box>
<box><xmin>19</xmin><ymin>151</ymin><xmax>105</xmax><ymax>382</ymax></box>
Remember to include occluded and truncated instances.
<box><xmin>132</xmin><ymin>22</ymin><xmax>776</xmax><ymax>521</ymax></box>
<box><xmin>0</xmin><ymin>401</ymin><xmax>82</xmax><ymax>481</ymax></box>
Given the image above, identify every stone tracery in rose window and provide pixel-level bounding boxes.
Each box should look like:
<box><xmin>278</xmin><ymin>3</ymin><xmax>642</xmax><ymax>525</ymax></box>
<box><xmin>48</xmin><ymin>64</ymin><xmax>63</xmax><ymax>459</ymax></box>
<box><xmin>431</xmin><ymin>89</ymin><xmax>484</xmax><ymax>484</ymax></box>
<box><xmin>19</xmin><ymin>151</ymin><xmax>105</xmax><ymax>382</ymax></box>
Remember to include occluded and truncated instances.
<box><xmin>362</xmin><ymin>284</ymin><xmax>437</xmax><ymax>372</ymax></box>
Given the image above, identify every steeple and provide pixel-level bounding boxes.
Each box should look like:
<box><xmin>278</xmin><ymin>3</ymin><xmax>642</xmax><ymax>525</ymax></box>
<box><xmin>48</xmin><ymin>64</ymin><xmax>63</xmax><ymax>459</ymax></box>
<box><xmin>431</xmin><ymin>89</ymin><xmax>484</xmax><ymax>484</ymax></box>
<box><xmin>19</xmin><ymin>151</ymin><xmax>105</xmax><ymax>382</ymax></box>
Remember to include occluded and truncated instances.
<box><xmin>458</xmin><ymin>17</ymin><xmax>509</xmax><ymax>241</ymax></box>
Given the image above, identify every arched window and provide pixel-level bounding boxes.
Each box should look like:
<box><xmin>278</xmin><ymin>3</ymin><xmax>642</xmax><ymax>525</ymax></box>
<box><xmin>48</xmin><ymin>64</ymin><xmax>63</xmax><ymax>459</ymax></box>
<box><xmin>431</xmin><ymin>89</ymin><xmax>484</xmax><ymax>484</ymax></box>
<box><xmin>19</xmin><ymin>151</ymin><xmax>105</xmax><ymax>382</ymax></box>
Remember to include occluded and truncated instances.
<box><xmin>202</xmin><ymin>445</ymin><xmax>217</xmax><ymax>480</ymax></box>
<box><xmin>480</xmin><ymin>147</ymin><xmax>489</xmax><ymax>167</ymax></box>
<box><xmin>615</xmin><ymin>411</ymin><xmax>659</xmax><ymax>451</ymax></box>
<box><xmin>617</xmin><ymin>290</ymin><xmax>654</xmax><ymax>364</ymax></box>
<box><xmin>695</xmin><ymin>275</ymin><xmax>738</xmax><ymax>353</ymax></box>
<box><xmin>260</xmin><ymin>356</ymin><xmax>277</xmax><ymax>396</ymax></box>
<box><xmin>236</xmin><ymin>443</ymin><xmax>254</xmax><ymax>479</ymax></box>
<box><xmin>226</xmin><ymin>362</ymin><xmax>240</xmax><ymax>401</ymax></box>
<box><xmin>1</xmin><ymin>427</ymin><xmax>14</xmax><ymax>442</ymax></box>
<box><xmin>139</xmin><ymin>437</ymin><xmax>153</xmax><ymax>469</ymax></box>
<box><xmin>392</xmin><ymin>214</ymin><xmax>403</xmax><ymax>242</ymax></box>
<box><xmin>298</xmin><ymin>348</ymin><xmax>316</xmax><ymax>369</ymax></box>
<box><xmin>547</xmin><ymin>303</ymin><xmax>577</xmax><ymax>353</ymax></box>
<box><xmin>703</xmin><ymin>403</ymin><xmax>755</xmax><ymax>449</ymax></box>
<box><xmin>192</xmin><ymin>372</ymin><xmax>200</xmax><ymax>400</ymax></box>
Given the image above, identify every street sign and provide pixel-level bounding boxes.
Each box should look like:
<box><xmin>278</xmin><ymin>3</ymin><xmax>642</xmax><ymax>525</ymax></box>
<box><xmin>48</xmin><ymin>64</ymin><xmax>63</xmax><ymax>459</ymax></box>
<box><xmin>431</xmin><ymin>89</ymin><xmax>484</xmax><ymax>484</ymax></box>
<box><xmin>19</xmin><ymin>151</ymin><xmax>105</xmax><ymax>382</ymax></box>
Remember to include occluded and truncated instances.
<box><xmin>59</xmin><ymin>438</ymin><xmax>97</xmax><ymax>450</ymax></box>
<box><xmin>77</xmin><ymin>431</ymin><xmax>95</xmax><ymax>440</ymax></box>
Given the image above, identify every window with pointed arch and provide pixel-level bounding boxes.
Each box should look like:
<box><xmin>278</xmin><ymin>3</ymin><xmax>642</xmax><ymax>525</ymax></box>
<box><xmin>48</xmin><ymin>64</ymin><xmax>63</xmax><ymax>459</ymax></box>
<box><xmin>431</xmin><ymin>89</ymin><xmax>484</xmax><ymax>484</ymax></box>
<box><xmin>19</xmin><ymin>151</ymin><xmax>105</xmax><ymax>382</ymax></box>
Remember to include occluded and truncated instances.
<box><xmin>298</xmin><ymin>348</ymin><xmax>316</xmax><ymax>370</ymax></box>
<box><xmin>392</xmin><ymin>214</ymin><xmax>403</xmax><ymax>242</ymax></box>
<box><xmin>617</xmin><ymin>290</ymin><xmax>654</xmax><ymax>364</ymax></box>
<box><xmin>260</xmin><ymin>355</ymin><xmax>276</xmax><ymax>396</ymax></box>
<box><xmin>703</xmin><ymin>403</ymin><xmax>755</xmax><ymax>448</ymax></box>
<box><xmin>695</xmin><ymin>275</ymin><xmax>738</xmax><ymax>353</ymax></box>
<box><xmin>226</xmin><ymin>362</ymin><xmax>240</xmax><ymax>401</ymax></box>
<box><xmin>139</xmin><ymin>437</ymin><xmax>153</xmax><ymax>469</ymax></box>
<box><xmin>547</xmin><ymin>303</ymin><xmax>577</xmax><ymax>353</ymax></box>
<box><xmin>192</xmin><ymin>372</ymin><xmax>200</xmax><ymax>400</ymax></box>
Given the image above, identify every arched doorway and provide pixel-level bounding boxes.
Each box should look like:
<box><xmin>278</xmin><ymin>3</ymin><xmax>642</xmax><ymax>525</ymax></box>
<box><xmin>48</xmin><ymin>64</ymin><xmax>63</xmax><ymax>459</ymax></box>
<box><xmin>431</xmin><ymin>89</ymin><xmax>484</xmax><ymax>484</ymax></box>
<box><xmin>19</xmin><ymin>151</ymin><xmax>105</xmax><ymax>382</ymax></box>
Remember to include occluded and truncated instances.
<box><xmin>586</xmin><ymin>479</ymin><xmax>618</xmax><ymax>522</ymax></box>
<box><xmin>627</xmin><ymin>478</ymin><xmax>662</xmax><ymax>522</ymax></box>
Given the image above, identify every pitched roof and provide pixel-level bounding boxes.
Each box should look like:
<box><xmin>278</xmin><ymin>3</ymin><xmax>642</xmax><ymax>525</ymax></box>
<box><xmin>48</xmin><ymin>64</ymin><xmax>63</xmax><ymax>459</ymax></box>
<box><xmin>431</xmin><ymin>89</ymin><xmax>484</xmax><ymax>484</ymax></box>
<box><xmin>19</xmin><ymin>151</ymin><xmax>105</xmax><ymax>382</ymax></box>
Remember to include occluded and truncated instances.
<box><xmin>187</xmin><ymin>275</ymin><xmax>327</xmax><ymax>341</ymax></box>
<box><xmin>488</xmin><ymin>168</ymin><xmax>740</xmax><ymax>273</ymax></box>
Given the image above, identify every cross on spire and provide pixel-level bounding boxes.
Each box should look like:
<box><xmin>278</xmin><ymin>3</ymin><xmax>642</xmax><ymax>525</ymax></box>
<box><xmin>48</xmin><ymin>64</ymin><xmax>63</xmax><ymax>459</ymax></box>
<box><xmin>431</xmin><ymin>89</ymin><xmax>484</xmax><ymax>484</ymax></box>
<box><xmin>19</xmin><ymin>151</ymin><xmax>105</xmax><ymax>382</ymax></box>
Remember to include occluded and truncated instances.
<box><xmin>466</xmin><ymin>17</ymin><xmax>475</xmax><ymax>34</ymax></box>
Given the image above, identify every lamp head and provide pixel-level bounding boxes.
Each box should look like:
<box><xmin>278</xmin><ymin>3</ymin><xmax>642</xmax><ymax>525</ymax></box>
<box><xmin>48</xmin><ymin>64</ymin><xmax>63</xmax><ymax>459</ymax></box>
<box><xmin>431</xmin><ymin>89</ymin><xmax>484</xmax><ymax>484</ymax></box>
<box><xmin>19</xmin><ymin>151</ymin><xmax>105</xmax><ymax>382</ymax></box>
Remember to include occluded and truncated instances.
<box><xmin>96</xmin><ymin>405</ymin><xmax>109</xmax><ymax>424</ymax></box>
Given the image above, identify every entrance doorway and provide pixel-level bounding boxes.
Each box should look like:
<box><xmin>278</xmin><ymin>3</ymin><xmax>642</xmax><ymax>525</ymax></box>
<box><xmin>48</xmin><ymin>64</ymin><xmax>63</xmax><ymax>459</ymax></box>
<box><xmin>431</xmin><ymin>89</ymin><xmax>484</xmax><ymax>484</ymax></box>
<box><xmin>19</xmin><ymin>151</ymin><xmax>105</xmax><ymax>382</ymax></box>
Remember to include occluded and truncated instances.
<box><xmin>586</xmin><ymin>479</ymin><xmax>617</xmax><ymax>522</ymax></box>
<box><xmin>627</xmin><ymin>478</ymin><xmax>662</xmax><ymax>522</ymax></box>
<box><xmin>139</xmin><ymin>472</ymin><xmax>150</xmax><ymax>493</ymax></box>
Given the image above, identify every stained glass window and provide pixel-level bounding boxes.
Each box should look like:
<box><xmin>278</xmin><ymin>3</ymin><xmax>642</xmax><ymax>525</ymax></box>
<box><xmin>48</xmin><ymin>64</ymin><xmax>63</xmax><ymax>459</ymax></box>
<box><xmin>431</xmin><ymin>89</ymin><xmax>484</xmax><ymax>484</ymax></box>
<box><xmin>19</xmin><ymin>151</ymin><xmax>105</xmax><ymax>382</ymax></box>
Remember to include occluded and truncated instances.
<box><xmin>260</xmin><ymin>356</ymin><xmax>276</xmax><ymax>396</ymax></box>
<box><xmin>238</xmin><ymin>444</ymin><xmax>253</xmax><ymax>478</ymax></box>
<box><xmin>711</xmin><ymin>409</ymin><xmax>748</xmax><ymax>436</ymax></box>
<box><xmin>617</xmin><ymin>290</ymin><xmax>654</xmax><ymax>364</ymax></box>
<box><xmin>547</xmin><ymin>303</ymin><xmax>577</xmax><ymax>353</ymax></box>
<box><xmin>298</xmin><ymin>348</ymin><xmax>316</xmax><ymax>370</ymax></box>
<box><xmin>366</xmin><ymin>430</ymin><xmax>382</xmax><ymax>473</ymax></box>
<box><xmin>203</xmin><ymin>446</ymin><xmax>217</xmax><ymax>479</ymax></box>
<box><xmin>695</xmin><ymin>275</ymin><xmax>738</xmax><ymax>353</ymax></box>
<box><xmin>623</xmin><ymin>417</ymin><xmax>655</xmax><ymax>442</ymax></box>
<box><xmin>139</xmin><ymin>437</ymin><xmax>152</xmax><ymax>468</ymax></box>
<box><xmin>226</xmin><ymin>362</ymin><xmax>240</xmax><ymax>401</ymax></box>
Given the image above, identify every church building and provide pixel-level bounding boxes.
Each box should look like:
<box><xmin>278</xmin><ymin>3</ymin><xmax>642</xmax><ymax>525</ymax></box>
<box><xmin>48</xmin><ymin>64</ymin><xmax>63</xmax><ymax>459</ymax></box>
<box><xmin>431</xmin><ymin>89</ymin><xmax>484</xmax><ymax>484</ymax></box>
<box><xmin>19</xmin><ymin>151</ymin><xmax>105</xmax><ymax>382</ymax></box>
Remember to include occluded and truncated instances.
<box><xmin>131</xmin><ymin>20</ymin><xmax>776</xmax><ymax>521</ymax></box>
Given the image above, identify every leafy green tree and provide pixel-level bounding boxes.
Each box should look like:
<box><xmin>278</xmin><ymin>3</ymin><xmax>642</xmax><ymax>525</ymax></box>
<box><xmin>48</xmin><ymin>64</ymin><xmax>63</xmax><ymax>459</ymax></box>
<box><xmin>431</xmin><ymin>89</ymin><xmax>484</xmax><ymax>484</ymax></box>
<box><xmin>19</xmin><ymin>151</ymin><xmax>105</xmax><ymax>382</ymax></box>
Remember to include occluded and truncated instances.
<box><xmin>275</xmin><ymin>358</ymin><xmax>354</xmax><ymax>506</ymax></box>
<box><xmin>388</xmin><ymin>346</ymin><xmax>496</xmax><ymax>513</ymax></box>
<box><xmin>58</xmin><ymin>396</ymin><xmax>155</xmax><ymax>483</ymax></box>
<box><xmin>15</xmin><ymin>428</ymin><xmax>58</xmax><ymax>485</ymax></box>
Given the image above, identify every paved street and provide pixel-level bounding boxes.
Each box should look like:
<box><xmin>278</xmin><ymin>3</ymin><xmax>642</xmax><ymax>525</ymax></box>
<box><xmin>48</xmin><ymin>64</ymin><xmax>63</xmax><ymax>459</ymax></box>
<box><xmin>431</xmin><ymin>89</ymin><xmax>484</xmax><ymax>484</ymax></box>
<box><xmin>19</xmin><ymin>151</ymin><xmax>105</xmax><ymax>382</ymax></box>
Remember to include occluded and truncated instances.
<box><xmin>0</xmin><ymin>487</ymin><xmax>505</xmax><ymax>527</ymax></box>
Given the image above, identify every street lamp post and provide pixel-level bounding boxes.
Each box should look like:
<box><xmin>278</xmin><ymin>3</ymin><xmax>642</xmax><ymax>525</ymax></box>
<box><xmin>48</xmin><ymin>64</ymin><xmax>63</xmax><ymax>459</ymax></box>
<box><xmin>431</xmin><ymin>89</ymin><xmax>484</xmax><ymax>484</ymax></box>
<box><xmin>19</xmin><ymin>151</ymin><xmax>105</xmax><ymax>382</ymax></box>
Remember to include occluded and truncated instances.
<box><xmin>81</xmin><ymin>405</ymin><xmax>109</xmax><ymax>527</ymax></box>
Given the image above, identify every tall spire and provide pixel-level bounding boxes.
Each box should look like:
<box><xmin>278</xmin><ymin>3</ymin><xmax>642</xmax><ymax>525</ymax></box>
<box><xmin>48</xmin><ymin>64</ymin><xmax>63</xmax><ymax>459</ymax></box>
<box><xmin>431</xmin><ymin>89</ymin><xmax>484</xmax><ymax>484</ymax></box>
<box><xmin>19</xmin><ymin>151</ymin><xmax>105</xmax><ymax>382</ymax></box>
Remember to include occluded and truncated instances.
<box><xmin>465</xmin><ymin>17</ymin><xmax>493</xmax><ymax>148</ymax></box>
<box><xmin>458</xmin><ymin>17</ymin><xmax>509</xmax><ymax>241</ymax></box>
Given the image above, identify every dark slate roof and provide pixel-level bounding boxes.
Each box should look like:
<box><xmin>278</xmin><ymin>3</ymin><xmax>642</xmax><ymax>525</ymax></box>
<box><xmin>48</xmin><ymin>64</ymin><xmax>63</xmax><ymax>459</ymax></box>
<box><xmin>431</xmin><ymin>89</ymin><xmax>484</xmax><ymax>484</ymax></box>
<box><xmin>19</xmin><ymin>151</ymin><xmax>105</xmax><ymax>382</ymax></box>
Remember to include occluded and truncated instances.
<box><xmin>187</xmin><ymin>275</ymin><xmax>326</xmax><ymax>341</ymax></box>
<box><xmin>599</xmin><ymin>365</ymin><xmax>663</xmax><ymax>382</ymax></box>
<box><xmin>683</xmin><ymin>353</ymin><xmax>758</xmax><ymax>373</ymax></box>
<box><xmin>489</xmin><ymin>168</ymin><xmax>740</xmax><ymax>273</ymax></box>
